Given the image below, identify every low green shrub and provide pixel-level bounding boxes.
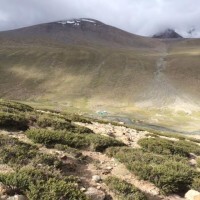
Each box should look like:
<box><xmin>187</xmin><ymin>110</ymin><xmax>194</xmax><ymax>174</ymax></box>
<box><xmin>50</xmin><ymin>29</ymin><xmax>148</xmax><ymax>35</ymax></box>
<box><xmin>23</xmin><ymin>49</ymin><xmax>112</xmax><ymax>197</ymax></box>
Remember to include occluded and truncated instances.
<box><xmin>36</xmin><ymin>109</ymin><xmax>92</xmax><ymax>124</ymax></box>
<box><xmin>26</xmin><ymin>129</ymin><xmax>125</xmax><ymax>152</ymax></box>
<box><xmin>0</xmin><ymin>100</ymin><xmax>94</xmax><ymax>134</ymax></box>
<box><xmin>149</xmin><ymin>160</ymin><xmax>195</xmax><ymax>195</ymax></box>
<box><xmin>105</xmin><ymin>176</ymin><xmax>147</xmax><ymax>200</ymax></box>
<box><xmin>73</xmin><ymin>125</ymin><xmax>94</xmax><ymax>134</ymax></box>
<box><xmin>0</xmin><ymin>135</ymin><xmax>62</xmax><ymax>169</ymax></box>
<box><xmin>36</xmin><ymin>114</ymin><xmax>73</xmax><ymax>130</ymax></box>
<box><xmin>106</xmin><ymin>147</ymin><xmax>165</xmax><ymax>165</ymax></box>
<box><xmin>146</xmin><ymin>131</ymin><xmax>186</xmax><ymax>140</ymax></box>
<box><xmin>106</xmin><ymin>147</ymin><xmax>194</xmax><ymax>195</ymax></box>
<box><xmin>32</xmin><ymin>153</ymin><xmax>63</xmax><ymax>168</ymax></box>
<box><xmin>0</xmin><ymin>112</ymin><xmax>29</xmax><ymax>130</ymax></box>
<box><xmin>0</xmin><ymin>167</ymin><xmax>87</xmax><ymax>200</ymax></box>
<box><xmin>177</xmin><ymin>140</ymin><xmax>200</xmax><ymax>155</ymax></box>
<box><xmin>27</xmin><ymin>178</ymin><xmax>87</xmax><ymax>200</ymax></box>
<box><xmin>86</xmin><ymin>134</ymin><xmax>125</xmax><ymax>151</ymax></box>
<box><xmin>0</xmin><ymin>99</ymin><xmax>34</xmax><ymax>113</ymax></box>
<box><xmin>143</xmin><ymin>129</ymin><xmax>200</xmax><ymax>144</ymax></box>
<box><xmin>35</xmin><ymin>113</ymin><xmax>94</xmax><ymax>134</ymax></box>
<box><xmin>26</xmin><ymin>129</ymin><xmax>65</xmax><ymax>146</ymax></box>
<box><xmin>54</xmin><ymin>144</ymin><xmax>83</xmax><ymax>158</ymax></box>
<box><xmin>192</xmin><ymin>176</ymin><xmax>200</xmax><ymax>192</ymax></box>
<box><xmin>64</xmin><ymin>133</ymin><xmax>89</xmax><ymax>149</ymax></box>
<box><xmin>0</xmin><ymin>136</ymin><xmax>38</xmax><ymax>167</ymax></box>
<box><xmin>26</xmin><ymin>129</ymin><xmax>88</xmax><ymax>148</ymax></box>
<box><xmin>63</xmin><ymin>113</ymin><xmax>92</xmax><ymax>124</ymax></box>
<box><xmin>138</xmin><ymin>138</ymin><xmax>200</xmax><ymax>157</ymax></box>
<box><xmin>197</xmin><ymin>158</ymin><xmax>200</xmax><ymax>168</ymax></box>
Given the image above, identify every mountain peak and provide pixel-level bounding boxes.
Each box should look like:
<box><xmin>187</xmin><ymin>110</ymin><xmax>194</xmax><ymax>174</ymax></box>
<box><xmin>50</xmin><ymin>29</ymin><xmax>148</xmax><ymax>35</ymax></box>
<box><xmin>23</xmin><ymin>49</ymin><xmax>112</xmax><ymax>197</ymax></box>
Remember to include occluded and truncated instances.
<box><xmin>153</xmin><ymin>28</ymin><xmax>183</xmax><ymax>39</ymax></box>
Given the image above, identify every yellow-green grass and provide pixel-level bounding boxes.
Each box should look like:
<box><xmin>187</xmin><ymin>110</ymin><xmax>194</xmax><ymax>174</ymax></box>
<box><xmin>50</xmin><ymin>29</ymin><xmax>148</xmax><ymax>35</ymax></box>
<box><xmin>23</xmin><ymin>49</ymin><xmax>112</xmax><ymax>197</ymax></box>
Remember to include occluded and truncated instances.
<box><xmin>1</xmin><ymin>36</ymin><xmax>200</xmax><ymax>133</ymax></box>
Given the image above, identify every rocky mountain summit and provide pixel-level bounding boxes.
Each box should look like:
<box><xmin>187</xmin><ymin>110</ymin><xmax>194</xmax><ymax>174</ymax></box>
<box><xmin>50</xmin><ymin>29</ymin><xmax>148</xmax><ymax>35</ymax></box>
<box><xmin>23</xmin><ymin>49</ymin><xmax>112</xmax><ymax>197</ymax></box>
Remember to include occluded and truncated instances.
<box><xmin>153</xmin><ymin>28</ymin><xmax>183</xmax><ymax>39</ymax></box>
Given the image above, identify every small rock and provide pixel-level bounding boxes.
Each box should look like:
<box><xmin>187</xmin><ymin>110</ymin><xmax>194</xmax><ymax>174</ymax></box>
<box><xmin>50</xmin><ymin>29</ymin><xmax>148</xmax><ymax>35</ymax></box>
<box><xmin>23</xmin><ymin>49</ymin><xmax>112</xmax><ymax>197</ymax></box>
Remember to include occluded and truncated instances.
<box><xmin>97</xmin><ymin>186</ymin><xmax>101</xmax><ymax>190</ymax></box>
<box><xmin>7</xmin><ymin>195</ymin><xmax>27</xmax><ymax>200</ymax></box>
<box><xmin>92</xmin><ymin>175</ymin><xmax>101</xmax><ymax>182</ymax></box>
<box><xmin>106</xmin><ymin>166</ymin><xmax>113</xmax><ymax>170</ymax></box>
<box><xmin>60</xmin><ymin>155</ymin><xmax>68</xmax><ymax>160</ymax></box>
<box><xmin>107</xmin><ymin>132</ymin><xmax>114</xmax><ymax>137</ymax></box>
<box><xmin>80</xmin><ymin>187</ymin><xmax>86</xmax><ymax>192</ymax></box>
<box><xmin>85</xmin><ymin>187</ymin><xmax>105</xmax><ymax>200</ymax></box>
<box><xmin>111</xmin><ymin>158</ymin><xmax>115</xmax><ymax>162</ymax></box>
<box><xmin>0</xmin><ymin>182</ymin><xmax>9</xmax><ymax>195</ymax></box>
<box><xmin>190</xmin><ymin>159</ymin><xmax>197</xmax><ymax>166</ymax></box>
<box><xmin>185</xmin><ymin>189</ymin><xmax>200</xmax><ymax>200</ymax></box>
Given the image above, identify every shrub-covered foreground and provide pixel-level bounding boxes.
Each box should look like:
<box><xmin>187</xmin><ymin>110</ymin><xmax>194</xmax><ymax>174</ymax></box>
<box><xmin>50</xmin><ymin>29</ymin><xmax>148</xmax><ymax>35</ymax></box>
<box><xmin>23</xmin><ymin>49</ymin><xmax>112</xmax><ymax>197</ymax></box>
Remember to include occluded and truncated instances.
<box><xmin>138</xmin><ymin>137</ymin><xmax>200</xmax><ymax>157</ymax></box>
<box><xmin>105</xmin><ymin>176</ymin><xmax>147</xmax><ymax>200</ymax></box>
<box><xmin>0</xmin><ymin>167</ymin><xmax>87</xmax><ymax>200</ymax></box>
<box><xmin>0</xmin><ymin>135</ymin><xmax>62</xmax><ymax>169</ymax></box>
<box><xmin>26</xmin><ymin>128</ymin><xmax>125</xmax><ymax>151</ymax></box>
<box><xmin>0</xmin><ymin>99</ymin><xmax>94</xmax><ymax>133</ymax></box>
<box><xmin>106</xmin><ymin>147</ymin><xmax>196</xmax><ymax>195</ymax></box>
<box><xmin>0</xmin><ymin>134</ymin><xmax>87</xmax><ymax>199</ymax></box>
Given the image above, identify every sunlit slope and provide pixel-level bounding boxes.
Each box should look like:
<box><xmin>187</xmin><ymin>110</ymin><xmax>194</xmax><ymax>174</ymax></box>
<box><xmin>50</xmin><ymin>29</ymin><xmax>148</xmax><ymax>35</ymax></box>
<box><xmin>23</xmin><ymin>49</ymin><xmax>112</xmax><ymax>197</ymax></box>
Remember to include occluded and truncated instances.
<box><xmin>165</xmin><ymin>40</ymin><xmax>200</xmax><ymax>111</ymax></box>
<box><xmin>0</xmin><ymin>44</ymin><xmax>159</xmax><ymax>104</ymax></box>
<box><xmin>0</xmin><ymin>20</ymin><xmax>200</xmax><ymax>116</ymax></box>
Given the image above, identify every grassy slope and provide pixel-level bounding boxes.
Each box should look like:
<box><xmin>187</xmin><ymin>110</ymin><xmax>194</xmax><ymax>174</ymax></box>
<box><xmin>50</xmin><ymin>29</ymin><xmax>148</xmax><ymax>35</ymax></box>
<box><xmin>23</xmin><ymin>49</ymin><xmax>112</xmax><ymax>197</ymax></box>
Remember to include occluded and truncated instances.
<box><xmin>0</xmin><ymin>44</ymin><xmax>159</xmax><ymax>104</ymax></box>
<box><xmin>1</xmin><ymin>23</ymin><xmax>200</xmax><ymax>132</ymax></box>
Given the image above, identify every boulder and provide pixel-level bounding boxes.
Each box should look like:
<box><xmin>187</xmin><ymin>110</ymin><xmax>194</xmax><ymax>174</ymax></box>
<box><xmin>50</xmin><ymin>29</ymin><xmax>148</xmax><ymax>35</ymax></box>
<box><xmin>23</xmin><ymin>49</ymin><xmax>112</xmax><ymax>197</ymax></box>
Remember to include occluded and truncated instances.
<box><xmin>185</xmin><ymin>189</ymin><xmax>200</xmax><ymax>200</ymax></box>
<box><xmin>85</xmin><ymin>187</ymin><xmax>105</xmax><ymax>200</ymax></box>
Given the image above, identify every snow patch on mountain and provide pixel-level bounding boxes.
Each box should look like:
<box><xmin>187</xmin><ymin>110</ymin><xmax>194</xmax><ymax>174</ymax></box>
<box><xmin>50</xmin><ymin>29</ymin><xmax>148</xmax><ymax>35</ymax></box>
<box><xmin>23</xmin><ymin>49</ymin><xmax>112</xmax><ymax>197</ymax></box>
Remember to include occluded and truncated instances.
<box><xmin>57</xmin><ymin>18</ymin><xmax>97</xmax><ymax>26</ymax></box>
<box><xmin>81</xmin><ymin>19</ymin><xmax>96</xmax><ymax>23</ymax></box>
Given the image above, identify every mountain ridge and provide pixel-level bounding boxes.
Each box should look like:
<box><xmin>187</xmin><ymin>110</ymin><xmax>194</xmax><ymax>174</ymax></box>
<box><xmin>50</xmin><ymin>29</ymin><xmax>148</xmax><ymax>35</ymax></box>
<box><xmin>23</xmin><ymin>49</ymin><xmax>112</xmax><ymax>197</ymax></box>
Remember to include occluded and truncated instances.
<box><xmin>0</xmin><ymin>18</ymin><xmax>162</xmax><ymax>49</ymax></box>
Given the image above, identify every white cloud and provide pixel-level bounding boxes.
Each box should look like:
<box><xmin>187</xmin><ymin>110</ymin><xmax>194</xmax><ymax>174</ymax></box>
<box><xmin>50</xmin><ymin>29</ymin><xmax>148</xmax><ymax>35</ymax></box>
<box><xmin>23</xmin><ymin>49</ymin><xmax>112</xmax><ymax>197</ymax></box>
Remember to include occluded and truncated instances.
<box><xmin>0</xmin><ymin>0</ymin><xmax>200</xmax><ymax>37</ymax></box>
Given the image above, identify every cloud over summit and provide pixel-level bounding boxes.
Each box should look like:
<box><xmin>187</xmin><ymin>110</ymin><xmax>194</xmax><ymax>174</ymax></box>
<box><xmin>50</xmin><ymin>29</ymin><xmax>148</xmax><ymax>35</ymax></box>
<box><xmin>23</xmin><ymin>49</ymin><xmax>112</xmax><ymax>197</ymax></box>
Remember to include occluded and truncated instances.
<box><xmin>0</xmin><ymin>0</ymin><xmax>199</xmax><ymax>37</ymax></box>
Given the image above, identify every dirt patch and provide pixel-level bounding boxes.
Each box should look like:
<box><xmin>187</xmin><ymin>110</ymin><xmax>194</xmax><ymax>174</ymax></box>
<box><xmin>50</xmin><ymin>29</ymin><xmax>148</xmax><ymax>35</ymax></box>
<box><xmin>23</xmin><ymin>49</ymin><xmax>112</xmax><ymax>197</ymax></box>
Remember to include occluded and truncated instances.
<box><xmin>75</xmin><ymin>122</ymin><xmax>147</xmax><ymax>147</ymax></box>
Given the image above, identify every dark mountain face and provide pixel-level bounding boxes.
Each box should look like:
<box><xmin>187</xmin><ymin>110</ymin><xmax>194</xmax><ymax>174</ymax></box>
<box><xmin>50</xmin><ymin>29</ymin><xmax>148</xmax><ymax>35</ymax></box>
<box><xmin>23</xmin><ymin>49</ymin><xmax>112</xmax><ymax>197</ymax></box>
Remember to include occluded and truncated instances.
<box><xmin>153</xmin><ymin>29</ymin><xmax>183</xmax><ymax>39</ymax></box>
<box><xmin>0</xmin><ymin>18</ymin><xmax>160</xmax><ymax>49</ymax></box>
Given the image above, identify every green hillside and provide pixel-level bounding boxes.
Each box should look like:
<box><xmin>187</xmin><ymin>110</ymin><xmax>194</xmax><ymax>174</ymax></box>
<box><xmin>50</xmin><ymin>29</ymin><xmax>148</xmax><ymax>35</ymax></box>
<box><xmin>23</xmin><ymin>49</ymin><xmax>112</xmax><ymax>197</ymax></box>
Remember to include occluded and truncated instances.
<box><xmin>0</xmin><ymin>19</ymin><xmax>200</xmax><ymax>132</ymax></box>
